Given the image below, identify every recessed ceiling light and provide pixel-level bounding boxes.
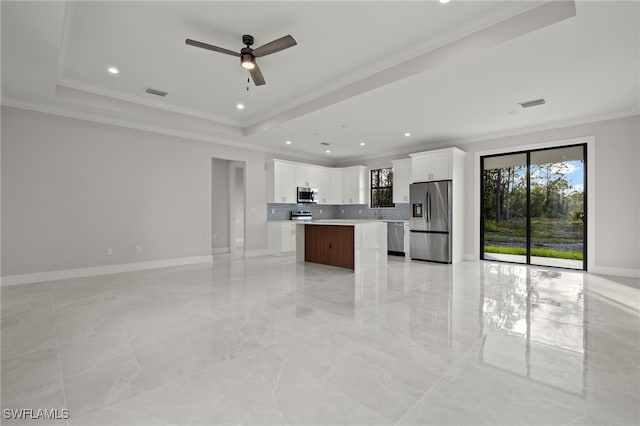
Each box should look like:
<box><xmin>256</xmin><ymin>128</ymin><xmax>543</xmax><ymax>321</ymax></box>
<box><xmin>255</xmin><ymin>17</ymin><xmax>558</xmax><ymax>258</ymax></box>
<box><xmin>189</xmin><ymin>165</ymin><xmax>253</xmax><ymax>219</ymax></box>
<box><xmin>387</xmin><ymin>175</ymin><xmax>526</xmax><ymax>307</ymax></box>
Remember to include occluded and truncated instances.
<box><xmin>325</xmin><ymin>150</ymin><xmax>331</xmax><ymax>154</ymax></box>
<box><xmin>285</xmin><ymin>140</ymin><xmax>292</xmax><ymax>145</ymax></box>
<box><xmin>236</xmin><ymin>103</ymin><xmax>244</xmax><ymax>110</ymax></box>
<box><xmin>360</xmin><ymin>142</ymin><xmax>366</xmax><ymax>146</ymax></box>
<box><xmin>108</xmin><ymin>67</ymin><xmax>119</xmax><ymax>74</ymax></box>
<box><xmin>404</xmin><ymin>132</ymin><xmax>411</xmax><ymax>137</ymax></box>
<box><xmin>439</xmin><ymin>0</ymin><xmax>450</xmax><ymax>4</ymax></box>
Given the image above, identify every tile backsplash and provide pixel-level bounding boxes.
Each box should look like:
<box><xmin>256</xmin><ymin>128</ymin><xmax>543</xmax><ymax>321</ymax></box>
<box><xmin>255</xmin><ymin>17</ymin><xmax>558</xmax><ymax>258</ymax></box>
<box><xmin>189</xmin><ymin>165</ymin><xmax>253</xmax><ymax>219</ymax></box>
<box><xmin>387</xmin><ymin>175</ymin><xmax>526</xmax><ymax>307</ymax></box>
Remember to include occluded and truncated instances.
<box><xmin>267</xmin><ymin>203</ymin><xmax>409</xmax><ymax>221</ymax></box>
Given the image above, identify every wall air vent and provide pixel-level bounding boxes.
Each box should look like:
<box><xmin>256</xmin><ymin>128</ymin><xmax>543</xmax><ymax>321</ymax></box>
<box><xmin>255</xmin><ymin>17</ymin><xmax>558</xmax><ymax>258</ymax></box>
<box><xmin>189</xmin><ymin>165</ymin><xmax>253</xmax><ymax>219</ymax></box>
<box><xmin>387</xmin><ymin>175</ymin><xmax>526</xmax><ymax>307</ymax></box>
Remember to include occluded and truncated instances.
<box><xmin>519</xmin><ymin>98</ymin><xmax>546</xmax><ymax>108</ymax></box>
<box><xmin>144</xmin><ymin>88</ymin><xmax>168</xmax><ymax>97</ymax></box>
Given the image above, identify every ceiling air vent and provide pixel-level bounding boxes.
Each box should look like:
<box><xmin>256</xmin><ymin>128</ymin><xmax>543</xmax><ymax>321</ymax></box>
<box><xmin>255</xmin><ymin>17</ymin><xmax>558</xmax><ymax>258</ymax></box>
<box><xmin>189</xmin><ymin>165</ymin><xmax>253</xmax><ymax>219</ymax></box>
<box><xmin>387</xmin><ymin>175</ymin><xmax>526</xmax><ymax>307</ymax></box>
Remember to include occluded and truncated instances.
<box><xmin>320</xmin><ymin>142</ymin><xmax>331</xmax><ymax>146</ymax></box>
<box><xmin>144</xmin><ymin>87</ymin><xmax>168</xmax><ymax>97</ymax></box>
<box><xmin>519</xmin><ymin>98</ymin><xmax>546</xmax><ymax>108</ymax></box>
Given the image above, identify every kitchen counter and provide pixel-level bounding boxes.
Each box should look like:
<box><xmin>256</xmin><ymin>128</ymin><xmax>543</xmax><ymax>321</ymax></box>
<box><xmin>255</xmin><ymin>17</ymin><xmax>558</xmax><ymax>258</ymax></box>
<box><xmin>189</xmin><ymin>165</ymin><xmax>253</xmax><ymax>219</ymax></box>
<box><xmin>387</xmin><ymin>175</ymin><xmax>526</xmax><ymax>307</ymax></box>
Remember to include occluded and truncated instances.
<box><xmin>267</xmin><ymin>219</ymin><xmax>408</xmax><ymax>224</ymax></box>
<box><xmin>295</xmin><ymin>221</ymin><xmax>387</xmax><ymax>271</ymax></box>
<box><xmin>308</xmin><ymin>219</ymin><xmax>386</xmax><ymax>225</ymax></box>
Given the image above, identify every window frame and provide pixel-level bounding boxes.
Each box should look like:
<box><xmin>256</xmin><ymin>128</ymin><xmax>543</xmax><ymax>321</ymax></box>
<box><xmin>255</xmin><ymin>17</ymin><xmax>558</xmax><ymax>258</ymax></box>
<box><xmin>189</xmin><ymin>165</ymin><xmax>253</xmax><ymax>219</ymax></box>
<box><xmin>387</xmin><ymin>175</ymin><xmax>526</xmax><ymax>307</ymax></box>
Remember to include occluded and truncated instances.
<box><xmin>370</xmin><ymin>167</ymin><xmax>395</xmax><ymax>208</ymax></box>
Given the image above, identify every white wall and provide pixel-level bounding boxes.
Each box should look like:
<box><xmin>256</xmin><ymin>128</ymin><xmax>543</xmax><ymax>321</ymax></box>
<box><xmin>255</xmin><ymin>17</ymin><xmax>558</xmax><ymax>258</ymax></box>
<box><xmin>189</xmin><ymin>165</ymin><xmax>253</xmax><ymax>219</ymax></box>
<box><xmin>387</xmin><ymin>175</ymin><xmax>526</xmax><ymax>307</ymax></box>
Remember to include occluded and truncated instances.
<box><xmin>1</xmin><ymin>106</ymin><xmax>269</xmax><ymax>278</ymax></box>
<box><xmin>461</xmin><ymin>115</ymin><xmax>639</xmax><ymax>276</ymax></box>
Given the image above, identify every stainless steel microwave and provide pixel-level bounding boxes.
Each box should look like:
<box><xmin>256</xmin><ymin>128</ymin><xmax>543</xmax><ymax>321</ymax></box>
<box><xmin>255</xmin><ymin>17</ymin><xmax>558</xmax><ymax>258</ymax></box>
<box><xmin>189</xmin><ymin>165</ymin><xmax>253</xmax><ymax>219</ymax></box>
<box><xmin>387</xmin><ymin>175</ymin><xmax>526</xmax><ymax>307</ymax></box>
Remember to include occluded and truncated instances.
<box><xmin>297</xmin><ymin>187</ymin><xmax>318</xmax><ymax>203</ymax></box>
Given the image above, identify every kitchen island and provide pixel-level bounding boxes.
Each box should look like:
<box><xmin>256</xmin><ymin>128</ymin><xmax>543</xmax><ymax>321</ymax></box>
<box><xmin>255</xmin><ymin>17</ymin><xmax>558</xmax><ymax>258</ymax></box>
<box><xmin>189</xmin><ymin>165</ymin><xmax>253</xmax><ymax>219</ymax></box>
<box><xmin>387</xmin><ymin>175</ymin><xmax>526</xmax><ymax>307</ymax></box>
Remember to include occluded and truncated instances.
<box><xmin>295</xmin><ymin>220</ymin><xmax>387</xmax><ymax>271</ymax></box>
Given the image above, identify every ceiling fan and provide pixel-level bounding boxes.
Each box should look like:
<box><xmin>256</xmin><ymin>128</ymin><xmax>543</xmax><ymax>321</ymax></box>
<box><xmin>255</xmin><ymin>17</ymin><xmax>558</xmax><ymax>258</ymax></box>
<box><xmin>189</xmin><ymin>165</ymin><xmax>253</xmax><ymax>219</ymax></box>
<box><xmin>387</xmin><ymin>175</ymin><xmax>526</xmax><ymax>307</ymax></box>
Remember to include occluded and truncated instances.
<box><xmin>185</xmin><ymin>34</ymin><xmax>297</xmax><ymax>86</ymax></box>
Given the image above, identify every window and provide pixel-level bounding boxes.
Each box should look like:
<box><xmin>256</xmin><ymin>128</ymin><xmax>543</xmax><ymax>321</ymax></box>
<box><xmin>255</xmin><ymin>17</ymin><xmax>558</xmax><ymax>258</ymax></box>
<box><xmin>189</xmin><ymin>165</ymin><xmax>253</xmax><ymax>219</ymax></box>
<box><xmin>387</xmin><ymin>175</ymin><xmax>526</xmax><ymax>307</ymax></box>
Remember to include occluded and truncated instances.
<box><xmin>370</xmin><ymin>168</ymin><xmax>395</xmax><ymax>208</ymax></box>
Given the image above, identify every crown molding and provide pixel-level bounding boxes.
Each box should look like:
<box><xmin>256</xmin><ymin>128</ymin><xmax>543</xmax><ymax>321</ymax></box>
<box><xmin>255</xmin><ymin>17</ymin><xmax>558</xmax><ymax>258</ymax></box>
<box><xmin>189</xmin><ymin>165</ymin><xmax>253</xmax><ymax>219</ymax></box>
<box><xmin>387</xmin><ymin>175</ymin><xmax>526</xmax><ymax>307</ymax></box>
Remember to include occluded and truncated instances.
<box><xmin>334</xmin><ymin>109</ymin><xmax>639</xmax><ymax>166</ymax></box>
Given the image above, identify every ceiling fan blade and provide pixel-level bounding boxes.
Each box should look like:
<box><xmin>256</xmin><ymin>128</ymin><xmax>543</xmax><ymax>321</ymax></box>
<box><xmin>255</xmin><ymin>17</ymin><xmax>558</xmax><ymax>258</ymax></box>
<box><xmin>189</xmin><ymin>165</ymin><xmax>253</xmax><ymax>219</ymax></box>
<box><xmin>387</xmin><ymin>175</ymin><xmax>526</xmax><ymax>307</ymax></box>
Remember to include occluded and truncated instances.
<box><xmin>252</xmin><ymin>35</ymin><xmax>297</xmax><ymax>57</ymax></box>
<box><xmin>249</xmin><ymin>63</ymin><xmax>266</xmax><ymax>86</ymax></box>
<box><xmin>185</xmin><ymin>39</ymin><xmax>240</xmax><ymax>57</ymax></box>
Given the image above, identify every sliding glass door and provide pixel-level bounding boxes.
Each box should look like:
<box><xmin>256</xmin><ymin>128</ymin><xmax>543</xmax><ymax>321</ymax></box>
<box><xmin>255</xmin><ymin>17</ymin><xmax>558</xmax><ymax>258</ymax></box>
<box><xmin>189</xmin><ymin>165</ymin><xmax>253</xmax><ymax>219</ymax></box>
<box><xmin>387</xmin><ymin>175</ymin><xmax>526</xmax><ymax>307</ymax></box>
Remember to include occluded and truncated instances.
<box><xmin>481</xmin><ymin>144</ymin><xmax>586</xmax><ymax>270</ymax></box>
<box><xmin>481</xmin><ymin>153</ymin><xmax>528</xmax><ymax>264</ymax></box>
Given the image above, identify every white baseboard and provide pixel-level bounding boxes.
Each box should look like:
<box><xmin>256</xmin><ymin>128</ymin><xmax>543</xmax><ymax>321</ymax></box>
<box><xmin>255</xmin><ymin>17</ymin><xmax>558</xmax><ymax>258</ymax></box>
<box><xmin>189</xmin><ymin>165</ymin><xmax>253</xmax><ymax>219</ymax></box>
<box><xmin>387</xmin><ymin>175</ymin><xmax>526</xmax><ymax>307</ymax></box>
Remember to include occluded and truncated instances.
<box><xmin>212</xmin><ymin>247</ymin><xmax>230</xmax><ymax>255</ymax></box>
<box><xmin>464</xmin><ymin>253</ymin><xmax>478</xmax><ymax>261</ymax></box>
<box><xmin>590</xmin><ymin>266</ymin><xmax>640</xmax><ymax>279</ymax></box>
<box><xmin>244</xmin><ymin>249</ymin><xmax>269</xmax><ymax>258</ymax></box>
<box><xmin>0</xmin><ymin>255</ymin><xmax>213</xmax><ymax>286</ymax></box>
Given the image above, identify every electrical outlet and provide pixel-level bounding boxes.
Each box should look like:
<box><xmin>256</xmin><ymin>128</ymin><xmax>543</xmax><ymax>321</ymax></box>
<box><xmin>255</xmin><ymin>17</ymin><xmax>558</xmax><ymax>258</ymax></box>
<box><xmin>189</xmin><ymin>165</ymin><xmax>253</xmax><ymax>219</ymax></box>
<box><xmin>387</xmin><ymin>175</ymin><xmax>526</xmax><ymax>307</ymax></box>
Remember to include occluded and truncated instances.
<box><xmin>341</xmin><ymin>209</ymin><xmax>344</xmax><ymax>214</ymax></box>
<box><xmin>319</xmin><ymin>209</ymin><xmax>323</xmax><ymax>214</ymax></box>
<box><xmin>106</xmin><ymin>248</ymin><xmax>113</xmax><ymax>256</ymax></box>
<box><xmin>358</xmin><ymin>209</ymin><xmax>362</xmax><ymax>214</ymax></box>
<box><xmin>135</xmin><ymin>246</ymin><xmax>142</xmax><ymax>253</ymax></box>
<box><xmin>271</xmin><ymin>208</ymin><xmax>275</xmax><ymax>214</ymax></box>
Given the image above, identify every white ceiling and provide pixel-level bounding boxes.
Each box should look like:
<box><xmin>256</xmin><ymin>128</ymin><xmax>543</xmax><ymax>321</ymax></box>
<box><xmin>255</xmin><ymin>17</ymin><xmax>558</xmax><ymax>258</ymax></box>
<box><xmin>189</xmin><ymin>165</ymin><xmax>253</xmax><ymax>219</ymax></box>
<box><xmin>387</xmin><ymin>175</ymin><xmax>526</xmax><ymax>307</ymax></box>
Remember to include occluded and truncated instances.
<box><xmin>2</xmin><ymin>1</ymin><xmax>638</xmax><ymax>164</ymax></box>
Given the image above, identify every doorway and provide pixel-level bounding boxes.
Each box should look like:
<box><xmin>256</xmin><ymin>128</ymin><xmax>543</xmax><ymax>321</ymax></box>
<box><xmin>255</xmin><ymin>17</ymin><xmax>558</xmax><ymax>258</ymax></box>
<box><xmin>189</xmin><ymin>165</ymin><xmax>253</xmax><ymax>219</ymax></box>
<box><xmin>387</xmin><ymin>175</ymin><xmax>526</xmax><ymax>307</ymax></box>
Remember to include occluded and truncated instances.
<box><xmin>229</xmin><ymin>161</ymin><xmax>245</xmax><ymax>255</ymax></box>
<box><xmin>211</xmin><ymin>159</ymin><xmax>245</xmax><ymax>256</ymax></box>
<box><xmin>481</xmin><ymin>144</ymin><xmax>586</xmax><ymax>270</ymax></box>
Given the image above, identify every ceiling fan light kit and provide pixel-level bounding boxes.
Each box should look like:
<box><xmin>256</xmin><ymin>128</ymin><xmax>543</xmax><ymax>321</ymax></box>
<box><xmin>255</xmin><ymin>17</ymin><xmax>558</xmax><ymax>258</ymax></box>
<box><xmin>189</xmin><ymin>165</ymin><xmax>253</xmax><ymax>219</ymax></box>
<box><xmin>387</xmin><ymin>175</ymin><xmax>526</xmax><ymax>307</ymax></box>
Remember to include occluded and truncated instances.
<box><xmin>186</xmin><ymin>33</ymin><xmax>297</xmax><ymax>86</ymax></box>
<box><xmin>241</xmin><ymin>54</ymin><xmax>255</xmax><ymax>70</ymax></box>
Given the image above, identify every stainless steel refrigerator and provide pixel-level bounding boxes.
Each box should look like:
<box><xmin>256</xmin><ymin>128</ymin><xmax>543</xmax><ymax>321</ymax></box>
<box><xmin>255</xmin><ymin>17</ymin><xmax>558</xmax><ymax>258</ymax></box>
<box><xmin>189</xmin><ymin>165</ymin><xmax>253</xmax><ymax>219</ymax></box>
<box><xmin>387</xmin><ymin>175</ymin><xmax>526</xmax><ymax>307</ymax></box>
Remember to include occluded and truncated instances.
<box><xmin>410</xmin><ymin>180</ymin><xmax>452</xmax><ymax>263</ymax></box>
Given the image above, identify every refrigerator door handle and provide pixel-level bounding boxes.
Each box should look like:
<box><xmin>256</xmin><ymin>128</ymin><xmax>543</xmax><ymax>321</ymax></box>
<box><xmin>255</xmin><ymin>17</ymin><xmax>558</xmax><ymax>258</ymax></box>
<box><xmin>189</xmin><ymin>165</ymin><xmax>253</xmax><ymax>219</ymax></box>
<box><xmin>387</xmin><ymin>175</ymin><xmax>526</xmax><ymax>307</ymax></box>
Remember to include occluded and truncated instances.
<box><xmin>425</xmin><ymin>192</ymin><xmax>429</xmax><ymax>222</ymax></box>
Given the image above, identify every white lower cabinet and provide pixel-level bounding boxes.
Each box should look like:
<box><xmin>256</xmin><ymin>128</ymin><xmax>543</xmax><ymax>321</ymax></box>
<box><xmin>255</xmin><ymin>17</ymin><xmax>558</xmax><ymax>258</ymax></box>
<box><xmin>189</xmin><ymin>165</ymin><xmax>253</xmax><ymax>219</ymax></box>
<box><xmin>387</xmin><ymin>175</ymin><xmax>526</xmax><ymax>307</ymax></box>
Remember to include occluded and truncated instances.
<box><xmin>268</xmin><ymin>222</ymin><xmax>297</xmax><ymax>255</ymax></box>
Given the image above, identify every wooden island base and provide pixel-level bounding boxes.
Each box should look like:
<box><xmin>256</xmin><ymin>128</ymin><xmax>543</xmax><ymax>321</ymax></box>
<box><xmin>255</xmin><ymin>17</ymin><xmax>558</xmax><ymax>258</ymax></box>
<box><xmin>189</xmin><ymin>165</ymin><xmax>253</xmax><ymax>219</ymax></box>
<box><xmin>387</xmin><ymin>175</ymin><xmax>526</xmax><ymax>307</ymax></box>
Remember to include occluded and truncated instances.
<box><xmin>296</xmin><ymin>221</ymin><xmax>387</xmax><ymax>271</ymax></box>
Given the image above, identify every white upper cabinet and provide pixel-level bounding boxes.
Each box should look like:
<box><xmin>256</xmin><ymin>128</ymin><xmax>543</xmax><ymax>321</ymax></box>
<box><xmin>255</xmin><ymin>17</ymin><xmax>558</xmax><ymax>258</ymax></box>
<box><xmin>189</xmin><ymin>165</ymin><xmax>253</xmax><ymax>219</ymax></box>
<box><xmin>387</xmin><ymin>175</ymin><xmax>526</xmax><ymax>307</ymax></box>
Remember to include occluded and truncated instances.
<box><xmin>268</xmin><ymin>160</ymin><xmax>297</xmax><ymax>203</ymax></box>
<box><xmin>296</xmin><ymin>163</ymin><xmax>332</xmax><ymax>203</ymax></box>
<box><xmin>391</xmin><ymin>158</ymin><xmax>411</xmax><ymax>203</ymax></box>
<box><xmin>410</xmin><ymin>147</ymin><xmax>464</xmax><ymax>182</ymax></box>
<box><xmin>269</xmin><ymin>159</ymin><xmax>367</xmax><ymax>205</ymax></box>
<box><xmin>342</xmin><ymin>166</ymin><xmax>367</xmax><ymax>204</ymax></box>
<box><xmin>315</xmin><ymin>168</ymin><xmax>331</xmax><ymax>204</ymax></box>
<box><xmin>295</xmin><ymin>164</ymin><xmax>318</xmax><ymax>188</ymax></box>
<box><xmin>330</xmin><ymin>168</ymin><xmax>344</xmax><ymax>204</ymax></box>
<box><xmin>331</xmin><ymin>166</ymin><xmax>366</xmax><ymax>205</ymax></box>
<box><xmin>300</xmin><ymin>165</ymin><xmax>330</xmax><ymax>201</ymax></box>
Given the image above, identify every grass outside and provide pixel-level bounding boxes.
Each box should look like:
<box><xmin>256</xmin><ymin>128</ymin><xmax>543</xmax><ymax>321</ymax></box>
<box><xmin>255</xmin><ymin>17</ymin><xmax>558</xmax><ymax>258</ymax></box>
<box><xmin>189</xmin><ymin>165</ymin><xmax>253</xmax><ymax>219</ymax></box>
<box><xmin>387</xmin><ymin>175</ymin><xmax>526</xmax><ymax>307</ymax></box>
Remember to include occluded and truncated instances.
<box><xmin>484</xmin><ymin>218</ymin><xmax>583</xmax><ymax>245</ymax></box>
<box><xmin>484</xmin><ymin>245</ymin><xmax>583</xmax><ymax>260</ymax></box>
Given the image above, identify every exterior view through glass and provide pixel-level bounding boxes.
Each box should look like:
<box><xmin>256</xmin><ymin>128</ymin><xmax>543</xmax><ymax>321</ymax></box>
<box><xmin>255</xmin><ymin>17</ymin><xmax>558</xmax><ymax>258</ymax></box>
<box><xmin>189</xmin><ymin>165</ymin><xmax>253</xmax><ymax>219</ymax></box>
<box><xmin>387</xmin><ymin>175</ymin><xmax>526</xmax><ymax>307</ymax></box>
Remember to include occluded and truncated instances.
<box><xmin>481</xmin><ymin>144</ymin><xmax>586</xmax><ymax>270</ymax></box>
<box><xmin>370</xmin><ymin>167</ymin><xmax>395</xmax><ymax>208</ymax></box>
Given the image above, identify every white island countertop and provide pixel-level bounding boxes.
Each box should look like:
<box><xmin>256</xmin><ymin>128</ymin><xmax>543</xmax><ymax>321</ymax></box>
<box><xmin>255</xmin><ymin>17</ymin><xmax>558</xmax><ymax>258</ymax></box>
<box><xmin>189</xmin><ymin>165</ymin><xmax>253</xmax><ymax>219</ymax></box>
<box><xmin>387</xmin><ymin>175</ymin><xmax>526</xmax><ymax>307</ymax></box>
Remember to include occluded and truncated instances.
<box><xmin>268</xmin><ymin>219</ymin><xmax>408</xmax><ymax>224</ymax></box>
<box><xmin>307</xmin><ymin>219</ymin><xmax>386</xmax><ymax>225</ymax></box>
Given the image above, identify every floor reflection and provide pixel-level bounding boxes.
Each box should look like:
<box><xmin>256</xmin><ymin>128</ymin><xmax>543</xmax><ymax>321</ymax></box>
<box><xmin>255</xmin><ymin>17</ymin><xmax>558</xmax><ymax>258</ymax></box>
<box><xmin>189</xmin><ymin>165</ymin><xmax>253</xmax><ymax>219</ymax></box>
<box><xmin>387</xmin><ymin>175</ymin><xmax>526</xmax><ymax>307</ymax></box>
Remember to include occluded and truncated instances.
<box><xmin>480</xmin><ymin>263</ymin><xmax>586</xmax><ymax>395</ymax></box>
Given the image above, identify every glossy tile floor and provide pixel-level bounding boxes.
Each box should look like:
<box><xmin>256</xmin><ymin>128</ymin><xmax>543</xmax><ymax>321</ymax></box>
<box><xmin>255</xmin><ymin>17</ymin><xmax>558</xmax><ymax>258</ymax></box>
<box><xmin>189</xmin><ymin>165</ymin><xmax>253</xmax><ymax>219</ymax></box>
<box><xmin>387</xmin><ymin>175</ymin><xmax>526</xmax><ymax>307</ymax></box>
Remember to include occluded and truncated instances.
<box><xmin>2</xmin><ymin>256</ymin><xmax>639</xmax><ymax>425</ymax></box>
